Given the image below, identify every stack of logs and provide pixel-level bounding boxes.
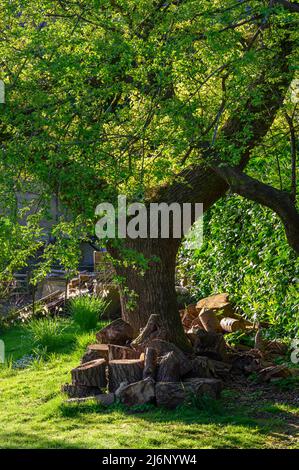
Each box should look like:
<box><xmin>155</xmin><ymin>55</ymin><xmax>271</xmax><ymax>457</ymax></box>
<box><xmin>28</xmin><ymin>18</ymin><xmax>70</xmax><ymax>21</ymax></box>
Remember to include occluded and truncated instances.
<box><xmin>62</xmin><ymin>311</ymin><xmax>226</xmax><ymax>408</ymax></box>
<box><xmin>62</xmin><ymin>293</ymin><xmax>294</xmax><ymax>408</ymax></box>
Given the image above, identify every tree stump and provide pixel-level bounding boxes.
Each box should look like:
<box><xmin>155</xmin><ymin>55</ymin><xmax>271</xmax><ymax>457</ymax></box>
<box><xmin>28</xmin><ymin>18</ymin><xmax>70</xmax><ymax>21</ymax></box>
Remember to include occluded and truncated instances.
<box><xmin>119</xmin><ymin>378</ymin><xmax>155</xmax><ymax>407</ymax></box>
<box><xmin>156</xmin><ymin>351</ymin><xmax>181</xmax><ymax>382</ymax></box>
<box><xmin>143</xmin><ymin>347</ymin><xmax>157</xmax><ymax>380</ymax></box>
<box><xmin>108</xmin><ymin>359</ymin><xmax>144</xmax><ymax>392</ymax></box>
<box><xmin>71</xmin><ymin>359</ymin><xmax>107</xmax><ymax>389</ymax></box>
<box><xmin>96</xmin><ymin>318</ymin><xmax>133</xmax><ymax>345</ymax></box>
<box><xmin>108</xmin><ymin>344</ymin><xmax>140</xmax><ymax>361</ymax></box>
<box><xmin>81</xmin><ymin>344</ymin><xmax>109</xmax><ymax>364</ymax></box>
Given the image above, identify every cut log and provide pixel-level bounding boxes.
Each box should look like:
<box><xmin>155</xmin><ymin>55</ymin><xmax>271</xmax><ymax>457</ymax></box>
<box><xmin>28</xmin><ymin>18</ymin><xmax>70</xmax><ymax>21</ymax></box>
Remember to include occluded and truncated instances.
<box><xmin>156</xmin><ymin>378</ymin><xmax>223</xmax><ymax>409</ymax></box>
<box><xmin>119</xmin><ymin>378</ymin><xmax>155</xmax><ymax>407</ymax></box>
<box><xmin>198</xmin><ymin>307</ymin><xmax>222</xmax><ymax>333</ymax></box>
<box><xmin>108</xmin><ymin>344</ymin><xmax>140</xmax><ymax>361</ymax></box>
<box><xmin>181</xmin><ymin>310</ymin><xmax>194</xmax><ymax>330</ymax></box>
<box><xmin>81</xmin><ymin>344</ymin><xmax>109</xmax><ymax>364</ymax></box>
<box><xmin>96</xmin><ymin>393</ymin><xmax>115</xmax><ymax>406</ymax></box>
<box><xmin>229</xmin><ymin>351</ymin><xmax>262</xmax><ymax>375</ymax></box>
<box><xmin>189</xmin><ymin>356</ymin><xmax>212</xmax><ymax>378</ymax></box>
<box><xmin>61</xmin><ymin>383</ymin><xmax>100</xmax><ymax>398</ymax></box>
<box><xmin>188</xmin><ymin>356</ymin><xmax>231</xmax><ymax>380</ymax></box>
<box><xmin>71</xmin><ymin>359</ymin><xmax>107</xmax><ymax>389</ymax></box>
<box><xmin>220</xmin><ymin>317</ymin><xmax>247</xmax><ymax>333</ymax></box>
<box><xmin>115</xmin><ymin>381</ymin><xmax>129</xmax><ymax>399</ymax></box>
<box><xmin>206</xmin><ymin>359</ymin><xmax>231</xmax><ymax>380</ymax></box>
<box><xmin>108</xmin><ymin>359</ymin><xmax>144</xmax><ymax>392</ymax></box>
<box><xmin>156</xmin><ymin>351</ymin><xmax>181</xmax><ymax>382</ymax></box>
<box><xmin>131</xmin><ymin>314</ymin><xmax>167</xmax><ymax>349</ymax></box>
<box><xmin>96</xmin><ymin>318</ymin><xmax>133</xmax><ymax>345</ymax></box>
<box><xmin>143</xmin><ymin>347</ymin><xmax>157</xmax><ymax>380</ymax></box>
<box><xmin>196</xmin><ymin>293</ymin><xmax>237</xmax><ymax>317</ymax></box>
<box><xmin>181</xmin><ymin>304</ymin><xmax>201</xmax><ymax>330</ymax></box>
<box><xmin>145</xmin><ymin>339</ymin><xmax>192</xmax><ymax>376</ymax></box>
<box><xmin>258</xmin><ymin>364</ymin><xmax>292</xmax><ymax>382</ymax></box>
<box><xmin>193</xmin><ymin>330</ymin><xmax>227</xmax><ymax>361</ymax></box>
<box><xmin>65</xmin><ymin>393</ymin><xmax>115</xmax><ymax>406</ymax></box>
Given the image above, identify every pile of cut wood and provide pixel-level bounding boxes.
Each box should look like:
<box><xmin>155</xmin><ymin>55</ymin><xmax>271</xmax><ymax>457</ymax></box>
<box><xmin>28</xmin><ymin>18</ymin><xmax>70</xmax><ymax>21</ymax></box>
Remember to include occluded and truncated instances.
<box><xmin>62</xmin><ymin>293</ymin><xmax>295</xmax><ymax>409</ymax></box>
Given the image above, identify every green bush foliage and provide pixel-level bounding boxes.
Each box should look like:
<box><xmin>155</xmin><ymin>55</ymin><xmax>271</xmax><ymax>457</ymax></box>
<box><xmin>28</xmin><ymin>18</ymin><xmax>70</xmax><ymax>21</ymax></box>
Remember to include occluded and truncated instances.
<box><xmin>178</xmin><ymin>195</ymin><xmax>299</xmax><ymax>338</ymax></box>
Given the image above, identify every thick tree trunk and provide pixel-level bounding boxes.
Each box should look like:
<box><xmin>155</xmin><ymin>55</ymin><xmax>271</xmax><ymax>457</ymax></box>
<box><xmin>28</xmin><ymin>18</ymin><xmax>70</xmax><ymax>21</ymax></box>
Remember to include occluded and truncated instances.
<box><xmin>109</xmin><ymin>238</ymin><xmax>191</xmax><ymax>351</ymax></box>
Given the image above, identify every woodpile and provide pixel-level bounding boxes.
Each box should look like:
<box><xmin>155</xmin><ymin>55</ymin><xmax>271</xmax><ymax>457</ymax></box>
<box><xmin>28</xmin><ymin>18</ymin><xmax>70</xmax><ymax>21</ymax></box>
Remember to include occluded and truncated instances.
<box><xmin>96</xmin><ymin>318</ymin><xmax>134</xmax><ymax>345</ymax></box>
<box><xmin>62</xmin><ymin>313</ymin><xmax>228</xmax><ymax>408</ymax></box>
<box><xmin>62</xmin><ymin>292</ymin><xmax>291</xmax><ymax>409</ymax></box>
<box><xmin>181</xmin><ymin>293</ymin><xmax>254</xmax><ymax>335</ymax></box>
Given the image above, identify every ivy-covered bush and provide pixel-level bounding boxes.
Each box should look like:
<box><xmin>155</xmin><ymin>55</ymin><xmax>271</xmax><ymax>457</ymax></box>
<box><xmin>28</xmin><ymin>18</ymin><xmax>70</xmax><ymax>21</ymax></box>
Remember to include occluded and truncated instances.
<box><xmin>177</xmin><ymin>195</ymin><xmax>299</xmax><ymax>338</ymax></box>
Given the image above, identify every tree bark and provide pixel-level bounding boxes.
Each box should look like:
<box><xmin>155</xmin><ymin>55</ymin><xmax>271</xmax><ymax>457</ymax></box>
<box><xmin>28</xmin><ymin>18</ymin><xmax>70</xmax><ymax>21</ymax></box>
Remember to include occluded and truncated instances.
<box><xmin>108</xmin><ymin>344</ymin><xmax>140</xmax><ymax>361</ymax></box>
<box><xmin>156</xmin><ymin>352</ymin><xmax>181</xmax><ymax>382</ymax></box>
<box><xmin>108</xmin><ymin>359</ymin><xmax>144</xmax><ymax>392</ymax></box>
<box><xmin>109</xmin><ymin>238</ymin><xmax>191</xmax><ymax>351</ymax></box>
<box><xmin>143</xmin><ymin>347</ymin><xmax>158</xmax><ymax>380</ymax></box>
<box><xmin>71</xmin><ymin>359</ymin><xmax>107</xmax><ymax>389</ymax></box>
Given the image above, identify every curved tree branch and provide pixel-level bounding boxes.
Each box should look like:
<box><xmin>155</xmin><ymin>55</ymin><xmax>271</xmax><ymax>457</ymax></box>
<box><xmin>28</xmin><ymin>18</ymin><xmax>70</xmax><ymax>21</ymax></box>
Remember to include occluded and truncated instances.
<box><xmin>271</xmin><ymin>1</ymin><xmax>299</xmax><ymax>13</ymax></box>
<box><xmin>214</xmin><ymin>166</ymin><xmax>299</xmax><ymax>254</ymax></box>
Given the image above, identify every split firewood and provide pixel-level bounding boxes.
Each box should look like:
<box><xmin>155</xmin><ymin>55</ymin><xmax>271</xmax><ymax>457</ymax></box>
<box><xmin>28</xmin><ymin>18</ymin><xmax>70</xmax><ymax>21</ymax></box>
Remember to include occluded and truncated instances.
<box><xmin>96</xmin><ymin>393</ymin><xmax>115</xmax><ymax>406</ymax></box>
<box><xmin>131</xmin><ymin>314</ymin><xmax>167</xmax><ymax>349</ymax></box>
<box><xmin>81</xmin><ymin>344</ymin><xmax>109</xmax><ymax>364</ymax></box>
<box><xmin>71</xmin><ymin>359</ymin><xmax>107</xmax><ymax>389</ymax></box>
<box><xmin>181</xmin><ymin>310</ymin><xmax>195</xmax><ymax>330</ymax></box>
<box><xmin>115</xmin><ymin>381</ymin><xmax>129</xmax><ymax>399</ymax></box>
<box><xmin>108</xmin><ymin>344</ymin><xmax>140</xmax><ymax>361</ymax></box>
<box><xmin>156</xmin><ymin>378</ymin><xmax>223</xmax><ymax>409</ymax></box>
<box><xmin>198</xmin><ymin>307</ymin><xmax>223</xmax><ymax>333</ymax></box>
<box><xmin>61</xmin><ymin>383</ymin><xmax>101</xmax><ymax>398</ymax></box>
<box><xmin>143</xmin><ymin>347</ymin><xmax>157</xmax><ymax>380</ymax></box>
<box><xmin>66</xmin><ymin>393</ymin><xmax>115</xmax><ymax>406</ymax></box>
<box><xmin>258</xmin><ymin>364</ymin><xmax>292</xmax><ymax>382</ymax></box>
<box><xmin>96</xmin><ymin>318</ymin><xmax>133</xmax><ymax>345</ymax></box>
<box><xmin>145</xmin><ymin>339</ymin><xmax>192</xmax><ymax>376</ymax></box>
<box><xmin>181</xmin><ymin>304</ymin><xmax>200</xmax><ymax>329</ymax></box>
<box><xmin>193</xmin><ymin>330</ymin><xmax>227</xmax><ymax>361</ymax></box>
<box><xmin>189</xmin><ymin>356</ymin><xmax>211</xmax><ymax>378</ymax></box>
<box><xmin>229</xmin><ymin>351</ymin><xmax>262</xmax><ymax>375</ymax></box>
<box><xmin>188</xmin><ymin>356</ymin><xmax>231</xmax><ymax>380</ymax></box>
<box><xmin>207</xmin><ymin>358</ymin><xmax>231</xmax><ymax>380</ymax></box>
<box><xmin>108</xmin><ymin>359</ymin><xmax>144</xmax><ymax>392</ymax></box>
<box><xmin>156</xmin><ymin>351</ymin><xmax>181</xmax><ymax>382</ymax></box>
<box><xmin>196</xmin><ymin>293</ymin><xmax>237</xmax><ymax>318</ymax></box>
<box><xmin>118</xmin><ymin>377</ymin><xmax>155</xmax><ymax>407</ymax></box>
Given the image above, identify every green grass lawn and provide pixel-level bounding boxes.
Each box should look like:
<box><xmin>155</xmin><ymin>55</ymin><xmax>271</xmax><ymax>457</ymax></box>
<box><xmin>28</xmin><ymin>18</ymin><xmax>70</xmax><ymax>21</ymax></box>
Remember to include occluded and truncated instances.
<box><xmin>0</xmin><ymin>321</ymin><xmax>298</xmax><ymax>449</ymax></box>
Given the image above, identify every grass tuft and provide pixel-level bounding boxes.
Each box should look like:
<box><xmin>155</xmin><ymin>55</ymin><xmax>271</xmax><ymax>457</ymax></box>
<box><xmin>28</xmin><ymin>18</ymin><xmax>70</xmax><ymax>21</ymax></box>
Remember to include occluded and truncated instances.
<box><xmin>69</xmin><ymin>295</ymin><xmax>109</xmax><ymax>330</ymax></box>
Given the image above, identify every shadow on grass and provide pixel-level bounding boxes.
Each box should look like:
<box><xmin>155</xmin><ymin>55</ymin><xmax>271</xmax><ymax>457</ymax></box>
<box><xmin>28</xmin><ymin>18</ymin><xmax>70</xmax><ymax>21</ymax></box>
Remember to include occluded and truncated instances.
<box><xmin>59</xmin><ymin>394</ymin><xmax>298</xmax><ymax>439</ymax></box>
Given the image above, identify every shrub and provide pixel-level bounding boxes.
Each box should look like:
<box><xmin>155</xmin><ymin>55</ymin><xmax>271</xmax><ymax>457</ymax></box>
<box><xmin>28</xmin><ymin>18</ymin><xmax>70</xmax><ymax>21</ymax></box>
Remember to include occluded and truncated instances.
<box><xmin>69</xmin><ymin>295</ymin><xmax>108</xmax><ymax>330</ymax></box>
<box><xmin>178</xmin><ymin>195</ymin><xmax>299</xmax><ymax>338</ymax></box>
<box><xmin>26</xmin><ymin>318</ymin><xmax>70</xmax><ymax>352</ymax></box>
